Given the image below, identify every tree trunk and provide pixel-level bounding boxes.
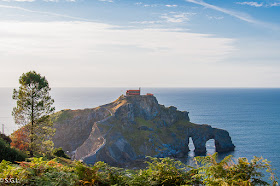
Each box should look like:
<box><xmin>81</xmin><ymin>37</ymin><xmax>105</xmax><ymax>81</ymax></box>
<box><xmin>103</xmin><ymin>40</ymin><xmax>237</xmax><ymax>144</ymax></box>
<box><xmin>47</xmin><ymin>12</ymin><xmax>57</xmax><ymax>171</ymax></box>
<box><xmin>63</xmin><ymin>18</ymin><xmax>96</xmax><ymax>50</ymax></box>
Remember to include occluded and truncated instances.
<box><xmin>30</xmin><ymin>91</ymin><xmax>34</xmax><ymax>157</ymax></box>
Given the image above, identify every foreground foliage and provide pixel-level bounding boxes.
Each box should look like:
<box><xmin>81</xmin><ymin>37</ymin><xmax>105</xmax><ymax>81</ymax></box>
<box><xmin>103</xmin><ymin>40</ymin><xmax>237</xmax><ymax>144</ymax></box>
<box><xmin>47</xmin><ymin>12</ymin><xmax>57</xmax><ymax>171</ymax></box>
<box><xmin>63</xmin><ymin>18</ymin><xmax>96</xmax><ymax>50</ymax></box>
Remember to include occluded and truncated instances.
<box><xmin>0</xmin><ymin>153</ymin><xmax>278</xmax><ymax>186</ymax></box>
<box><xmin>0</xmin><ymin>138</ymin><xmax>27</xmax><ymax>164</ymax></box>
<box><xmin>195</xmin><ymin>153</ymin><xmax>278</xmax><ymax>186</ymax></box>
<box><xmin>0</xmin><ymin>134</ymin><xmax>12</xmax><ymax>145</ymax></box>
<box><xmin>52</xmin><ymin>148</ymin><xmax>71</xmax><ymax>159</ymax></box>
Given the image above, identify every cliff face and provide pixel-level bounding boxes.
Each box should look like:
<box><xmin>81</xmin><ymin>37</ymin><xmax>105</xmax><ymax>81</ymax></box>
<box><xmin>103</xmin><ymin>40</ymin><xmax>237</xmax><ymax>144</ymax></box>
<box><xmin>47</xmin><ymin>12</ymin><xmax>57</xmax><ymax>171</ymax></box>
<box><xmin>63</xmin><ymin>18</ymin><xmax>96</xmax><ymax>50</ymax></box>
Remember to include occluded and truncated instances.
<box><xmin>52</xmin><ymin>95</ymin><xmax>235</xmax><ymax>166</ymax></box>
<box><xmin>52</xmin><ymin>107</ymin><xmax>110</xmax><ymax>152</ymax></box>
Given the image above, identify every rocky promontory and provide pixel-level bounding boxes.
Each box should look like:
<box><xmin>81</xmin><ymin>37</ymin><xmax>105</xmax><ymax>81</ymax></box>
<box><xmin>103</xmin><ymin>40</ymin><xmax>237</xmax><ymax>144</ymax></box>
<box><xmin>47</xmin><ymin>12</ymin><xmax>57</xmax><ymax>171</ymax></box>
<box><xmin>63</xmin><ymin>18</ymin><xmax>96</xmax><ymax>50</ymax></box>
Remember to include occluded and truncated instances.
<box><xmin>52</xmin><ymin>95</ymin><xmax>235</xmax><ymax>166</ymax></box>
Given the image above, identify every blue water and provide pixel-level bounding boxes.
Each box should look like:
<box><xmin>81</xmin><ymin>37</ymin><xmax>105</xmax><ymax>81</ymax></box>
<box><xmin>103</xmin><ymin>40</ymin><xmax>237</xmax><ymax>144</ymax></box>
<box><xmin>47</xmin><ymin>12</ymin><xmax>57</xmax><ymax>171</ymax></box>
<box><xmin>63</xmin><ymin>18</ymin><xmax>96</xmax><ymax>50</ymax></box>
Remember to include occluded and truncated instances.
<box><xmin>0</xmin><ymin>87</ymin><xmax>279</xmax><ymax>177</ymax></box>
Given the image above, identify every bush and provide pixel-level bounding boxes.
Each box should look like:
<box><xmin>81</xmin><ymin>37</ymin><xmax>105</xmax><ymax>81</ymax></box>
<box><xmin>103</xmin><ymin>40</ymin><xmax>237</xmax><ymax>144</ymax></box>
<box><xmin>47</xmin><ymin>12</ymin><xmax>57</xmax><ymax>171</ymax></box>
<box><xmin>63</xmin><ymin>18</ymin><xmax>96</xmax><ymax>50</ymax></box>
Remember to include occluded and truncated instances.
<box><xmin>10</xmin><ymin>126</ymin><xmax>29</xmax><ymax>152</ymax></box>
<box><xmin>195</xmin><ymin>153</ymin><xmax>278</xmax><ymax>186</ymax></box>
<box><xmin>130</xmin><ymin>157</ymin><xmax>199</xmax><ymax>185</ymax></box>
<box><xmin>75</xmin><ymin>161</ymin><xmax>129</xmax><ymax>185</ymax></box>
<box><xmin>0</xmin><ymin>134</ymin><xmax>12</xmax><ymax>144</ymax></box>
<box><xmin>0</xmin><ymin>157</ymin><xmax>78</xmax><ymax>186</ymax></box>
<box><xmin>0</xmin><ymin>138</ymin><xmax>27</xmax><ymax>163</ymax></box>
<box><xmin>0</xmin><ymin>153</ymin><xmax>278</xmax><ymax>185</ymax></box>
<box><xmin>52</xmin><ymin>148</ymin><xmax>70</xmax><ymax>159</ymax></box>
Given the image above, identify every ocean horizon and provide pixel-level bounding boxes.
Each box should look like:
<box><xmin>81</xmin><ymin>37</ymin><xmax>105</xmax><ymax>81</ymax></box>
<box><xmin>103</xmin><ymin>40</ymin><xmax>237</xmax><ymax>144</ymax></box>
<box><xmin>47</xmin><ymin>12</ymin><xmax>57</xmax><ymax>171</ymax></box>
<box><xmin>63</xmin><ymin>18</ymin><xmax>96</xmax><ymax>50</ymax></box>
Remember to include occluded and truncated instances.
<box><xmin>1</xmin><ymin>87</ymin><xmax>279</xmax><ymax>177</ymax></box>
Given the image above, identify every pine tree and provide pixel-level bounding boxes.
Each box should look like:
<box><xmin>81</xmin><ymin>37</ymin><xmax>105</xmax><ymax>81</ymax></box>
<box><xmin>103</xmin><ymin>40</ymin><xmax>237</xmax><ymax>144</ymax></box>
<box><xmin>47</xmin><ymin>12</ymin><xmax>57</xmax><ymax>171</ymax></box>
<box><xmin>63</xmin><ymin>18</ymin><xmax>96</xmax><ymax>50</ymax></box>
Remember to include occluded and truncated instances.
<box><xmin>12</xmin><ymin>71</ymin><xmax>55</xmax><ymax>157</ymax></box>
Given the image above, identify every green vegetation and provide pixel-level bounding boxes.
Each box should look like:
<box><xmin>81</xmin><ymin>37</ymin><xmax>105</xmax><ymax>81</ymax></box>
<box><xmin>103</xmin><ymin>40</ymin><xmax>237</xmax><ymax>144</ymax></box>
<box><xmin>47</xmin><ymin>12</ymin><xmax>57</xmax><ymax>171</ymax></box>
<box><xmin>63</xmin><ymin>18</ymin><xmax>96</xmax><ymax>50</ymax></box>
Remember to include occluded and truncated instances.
<box><xmin>195</xmin><ymin>153</ymin><xmax>278</xmax><ymax>186</ymax></box>
<box><xmin>118</xmin><ymin>117</ymin><xmax>192</xmax><ymax>156</ymax></box>
<box><xmin>103</xmin><ymin>117</ymin><xmax>220</xmax><ymax>157</ymax></box>
<box><xmin>12</xmin><ymin>71</ymin><xmax>55</xmax><ymax>157</ymax></box>
<box><xmin>0</xmin><ymin>154</ymin><xmax>277</xmax><ymax>185</ymax></box>
<box><xmin>0</xmin><ymin>138</ymin><xmax>27</xmax><ymax>163</ymax></box>
<box><xmin>52</xmin><ymin>148</ymin><xmax>70</xmax><ymax>159</ymax></box>
<box><xmin>0</xmin><ymin>134</ymin><xmax>12</xmax><ymax>144</ymax></box>
<box><xmin>51</xmin><ymin>110</ymin><xmax>73</xmax><ymax>123</ymax></box>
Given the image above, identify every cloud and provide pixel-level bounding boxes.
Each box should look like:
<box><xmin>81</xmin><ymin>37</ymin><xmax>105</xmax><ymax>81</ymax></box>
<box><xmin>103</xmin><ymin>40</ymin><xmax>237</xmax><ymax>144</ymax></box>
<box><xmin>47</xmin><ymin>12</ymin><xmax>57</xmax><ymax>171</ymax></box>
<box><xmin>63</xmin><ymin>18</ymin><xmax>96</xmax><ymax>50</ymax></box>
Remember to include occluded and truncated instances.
<box><xmin>165</xmin><ymin>5</ymin><xmax>177</xmax><ymax>8</ymax></box>
<box><xmin>143</xmin><ymin>4</ymin><xmax>158</xmax><ymax>7</ymax></box>
<box><xmin>236</xmin><ymin>2</ymin><xmax>263</xmax><ymax>7</ymax></box>
<box><xmin>186</xmin><ymin>0</ymin><xmax>258</xmax><ymax>23</ymax></box>
<box><xmin>0</xmin><ymin>0</ymin><xmax>35</xmax><ymax>2</ymax></box>
<box><xmin>131</xmin><ymin>12</ymin><xmax>196</xmax><ymax>25</ymax></box>
<box><xmin>0</xmin><ymin>4</ymin><xmax>91</xmax><ymax>21</ymax></box>
<box><xmin>43</xmin><ymin>0</ymin><xmax>59</xmax><ymax>2</ymax></box>
<box><xmin>98</xmin><ymin>0</ymin><xmax>113</xmax><ymax>2</ymax></box>
<box><xmin>269</xmin><ymin>2</ymin><xmax>280</xmax><ymax>7</ymax></box>
<box><xmin>135</xmin><ymin>3</ymin><xmax>162</xmax><ymax>8</ymax></box>
<box><xmin>135</xmin><ymin>3</ymin><xmax>177</xmax><ymax>8</ymax></box>
<box><xmin>0</xmin><ymin>0</ymin><xmax>77</xmax><ymax>2</ymax></box>
<box><xmin>0</xmin><ymin>21</ymin><xmax>235</xmax><ymax>87</ymax></box>
<box><xmin>207</xmin><ymin>15</ymin><xmax>224</xmax><ymax>20</ymax></box>
<box><xmin>236</xmin><ymin>1</ymin><xmax>280</xmax><ymax>7</ymax></box>
<box><xmin>161</xmin><ymin>12</ymin><xmax>196</xmax><ymax>23</ymax></box>
<box><xmin>132</xmin><ymin>20</ymin><xmax>162</xmax><ymax>24</ymax></box>
<box><xmin>185</xmin><ymin>0</ymin><xmax>279</xmax><ymax>29</ymax></box>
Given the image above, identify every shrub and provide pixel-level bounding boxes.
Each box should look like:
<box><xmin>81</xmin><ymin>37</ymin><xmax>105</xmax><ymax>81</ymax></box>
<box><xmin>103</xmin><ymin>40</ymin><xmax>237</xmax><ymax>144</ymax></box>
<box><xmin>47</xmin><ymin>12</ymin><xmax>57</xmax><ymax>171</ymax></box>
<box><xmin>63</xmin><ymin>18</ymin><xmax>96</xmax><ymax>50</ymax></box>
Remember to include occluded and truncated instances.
<box><xmin>0</xmin><ymin>157</ymin><xmax>78</xmax><ymax>186</ymax></box>
<box><xmin>10</xmin><ymin>127</ymin><xmax>29</xmax><ymax>152</ymax></box>
<box><xmin>0</xmin><ymin>134</ymin><xmax>12</xmax><ymax>144</ymax></box>
<box><xmin>195</xmin><ymin>153</ymin><xmax>278</xmax><ymax>186</ymax></box>
<box><xmin>52</xmin><ymin>148</ymin><xmax>70</xmax><ymax>159</ymax></box>
<box><xmin>130</xmin><ymin>157</ymin><xmax>199</xmax><ymax>186</ymax></box>
<box><xmin>0</xmin><ymin>153</ymin><xmax>278</xmax><ymax>185</ymax></box>
<box><xmin>0</xmin><ymin>138</ymin><xmax>27</xmax><ymax>163</ymax></box>
<box><xmin>75</xmin><ymin>161</ymin><xmax>129</xmax><ymax>185</ymax></box>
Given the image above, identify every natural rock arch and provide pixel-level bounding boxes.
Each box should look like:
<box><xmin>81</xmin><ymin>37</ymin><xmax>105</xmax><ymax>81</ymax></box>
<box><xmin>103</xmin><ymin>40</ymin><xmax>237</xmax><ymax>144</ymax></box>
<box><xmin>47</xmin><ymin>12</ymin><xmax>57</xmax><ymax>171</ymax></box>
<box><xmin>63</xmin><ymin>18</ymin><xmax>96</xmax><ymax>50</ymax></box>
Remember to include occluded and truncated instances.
<box><xmin>188</xmin><ymin>125</ymin><xmax>235</xmax><ymax>155</ymax></box>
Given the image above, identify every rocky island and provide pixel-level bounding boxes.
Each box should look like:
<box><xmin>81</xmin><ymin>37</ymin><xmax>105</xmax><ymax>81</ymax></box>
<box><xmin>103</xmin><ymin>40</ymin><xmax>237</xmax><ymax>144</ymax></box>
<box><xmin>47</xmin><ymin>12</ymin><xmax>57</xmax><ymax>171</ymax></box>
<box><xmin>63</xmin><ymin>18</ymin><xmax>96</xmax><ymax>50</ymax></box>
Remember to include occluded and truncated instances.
<box><xmin>52</xmin><ymin>94</ymin><xmax>235</xmax><ymax>166</ymax></box>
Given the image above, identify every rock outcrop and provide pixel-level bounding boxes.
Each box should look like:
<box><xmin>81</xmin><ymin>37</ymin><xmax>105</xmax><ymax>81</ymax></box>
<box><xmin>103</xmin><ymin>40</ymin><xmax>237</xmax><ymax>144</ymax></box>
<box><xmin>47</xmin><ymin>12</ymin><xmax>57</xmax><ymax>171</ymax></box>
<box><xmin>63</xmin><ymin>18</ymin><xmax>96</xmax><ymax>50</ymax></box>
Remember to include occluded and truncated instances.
<box><xmin>52</xmin><ymin>107</ymin><xmax>110</xmax><ymax>153</ymax></box>
<box><xmin>52</xmin><ymin>95</ymin><xmax>235</xmax><ymax>166</ymax></box>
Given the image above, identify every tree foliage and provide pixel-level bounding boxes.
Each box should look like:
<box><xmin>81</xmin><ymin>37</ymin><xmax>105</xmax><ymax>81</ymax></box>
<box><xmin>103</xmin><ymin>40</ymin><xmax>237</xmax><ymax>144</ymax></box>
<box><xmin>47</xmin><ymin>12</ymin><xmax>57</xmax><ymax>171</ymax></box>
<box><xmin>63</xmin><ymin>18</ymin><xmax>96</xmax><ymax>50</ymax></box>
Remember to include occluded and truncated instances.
<box><xmin>10</xmin><ymin>126</ymin><xmax>29</xmax><ymax>152</ymax></box>
<box><xmin>12</xmin><ymin>71</ymin><xmax>55</xmax><ymax>157</ymax></box>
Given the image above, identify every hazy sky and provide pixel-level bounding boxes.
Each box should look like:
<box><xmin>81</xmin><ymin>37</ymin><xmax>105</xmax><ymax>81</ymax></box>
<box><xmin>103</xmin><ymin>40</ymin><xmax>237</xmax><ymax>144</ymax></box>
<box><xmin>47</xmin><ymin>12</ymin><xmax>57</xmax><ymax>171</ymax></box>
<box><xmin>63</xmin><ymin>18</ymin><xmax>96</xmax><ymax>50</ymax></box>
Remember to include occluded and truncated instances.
<box><xmin>0</xmin><ymin>0</ymin><xmax>280</xmax><ymax>87</ymax></box>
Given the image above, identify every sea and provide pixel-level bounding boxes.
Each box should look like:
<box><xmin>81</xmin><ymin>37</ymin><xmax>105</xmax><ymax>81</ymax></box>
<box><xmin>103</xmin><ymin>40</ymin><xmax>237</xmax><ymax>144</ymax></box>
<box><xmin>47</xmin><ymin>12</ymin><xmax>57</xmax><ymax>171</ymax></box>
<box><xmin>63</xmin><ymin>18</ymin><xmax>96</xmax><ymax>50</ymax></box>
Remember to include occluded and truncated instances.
<box><xmin>0</xmin><ymin>87</ymin><xmax>279</xmax><ymax>178</ymax></box>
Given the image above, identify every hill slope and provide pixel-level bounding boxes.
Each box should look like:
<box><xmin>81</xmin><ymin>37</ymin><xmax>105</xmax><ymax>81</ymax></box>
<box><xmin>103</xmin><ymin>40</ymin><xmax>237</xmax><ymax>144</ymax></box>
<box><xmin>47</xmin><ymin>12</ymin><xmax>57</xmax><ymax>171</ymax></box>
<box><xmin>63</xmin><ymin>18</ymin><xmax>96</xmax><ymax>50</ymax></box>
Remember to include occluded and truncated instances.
<box><xmin>52</xmin><ymin>95</ymin><xmax>235</xmax><ymax>166</ymax></box>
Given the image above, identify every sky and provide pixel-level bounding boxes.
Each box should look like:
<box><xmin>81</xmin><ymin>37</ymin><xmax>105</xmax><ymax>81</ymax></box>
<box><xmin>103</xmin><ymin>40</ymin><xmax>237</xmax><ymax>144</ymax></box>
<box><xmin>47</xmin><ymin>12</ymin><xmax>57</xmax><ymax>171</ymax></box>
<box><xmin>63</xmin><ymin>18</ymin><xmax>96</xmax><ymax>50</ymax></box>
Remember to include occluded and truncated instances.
<box><xmin>0</xmin><ymin>0</ymin><xmax>280</xmax><ymax>87</ymax></box>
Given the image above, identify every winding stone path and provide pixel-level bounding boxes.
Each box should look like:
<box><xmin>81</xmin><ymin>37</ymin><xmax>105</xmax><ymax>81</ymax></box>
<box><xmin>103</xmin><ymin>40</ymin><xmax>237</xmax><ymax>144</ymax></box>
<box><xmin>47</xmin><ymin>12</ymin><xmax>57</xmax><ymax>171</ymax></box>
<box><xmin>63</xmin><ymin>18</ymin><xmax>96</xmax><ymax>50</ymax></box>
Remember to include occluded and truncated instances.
<box><xmin>74</xmin><ymin>108</ymin><xmax>113</xmax><ymax>161</ymax></box>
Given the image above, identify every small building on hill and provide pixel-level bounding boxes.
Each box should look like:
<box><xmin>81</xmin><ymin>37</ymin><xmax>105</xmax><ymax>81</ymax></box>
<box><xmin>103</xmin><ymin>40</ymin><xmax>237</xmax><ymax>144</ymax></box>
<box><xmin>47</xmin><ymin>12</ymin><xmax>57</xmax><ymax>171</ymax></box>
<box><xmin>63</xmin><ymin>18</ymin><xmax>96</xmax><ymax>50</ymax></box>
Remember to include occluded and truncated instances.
<box><xmin>126</xmin><ymin>88</ymin><xmax>140</xmax><ymax>96</ymax></box>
